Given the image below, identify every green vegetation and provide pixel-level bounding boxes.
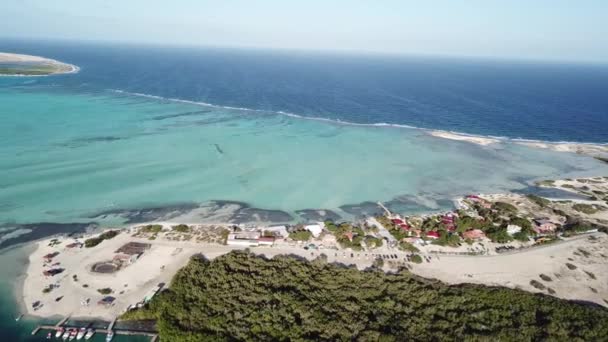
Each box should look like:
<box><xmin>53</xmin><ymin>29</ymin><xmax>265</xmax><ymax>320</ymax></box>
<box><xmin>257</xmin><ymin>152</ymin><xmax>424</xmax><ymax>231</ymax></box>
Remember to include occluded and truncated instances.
<box><xmin>398</xmin><ymin>241</ymin><xmax>419</xmax><ymax>252</ymax></box>
<box><xmin>572</xmin><ymin>203</ymin><xmax>599</xmax><ymax>214</ymax></box>
<box><xmin>529</xmin><ymin>280</ymin><xmax>545</xmax><ymax>290</ymax></box>
<box><xmin>485</xmin><ymin>225</ymin><xmax>513</xmax><ymax>243</ymax></box>
<box><xmin>0</xmin><ymin>66</ymin><xmax>56</xmax><ymax>75</ymax></box>
<box><xmin>97</xmin><ymin>288</ymin><xmax>113</xmax><ymax>295</ymax></box>
<box><xmin>526</xmin><ymin>194</ymin><xmax>551</xmax><ymax>207</ymax></box>
<box><xmin>432</xmin><ymin>231</ymin><xmax>460</xmax><ymax>247</ymax></box>
<box><xmin>141</xmin><ymin>224</ymin><xmax>163</xmax><ymax>233</ymax></box>
<box><xmin>493</xmin><ymin>202</ymin><xmax>517</xmax><ymax>213</ymax></box>
<box><xmin>536</xmin><ymin>180</ymin><xmax>555</xmax><ymax>186</ymax></box>
<box><xmin>122</xmin><ymin>252</ymin><xmax>608</xmax><ymax>341</ymax></box>
<box><xmin>172</xmin><ymin>224</ymin><xmax>191</xmax><ymax>233</ymax></box>
<box><xmin>363</xmin><ymin>236</ymin><xmax>383</xmax><ymax>249</ymax></box>
<box><xmin>410</xmin><ymin>254</ymin><xmax>423</xmax><ymax>264</ymax></box>
<box><xmin>326</xmin><ymin>222</ymin><xmax>366</xmax><ymax>250</ymax></box>
<box><xmin>565</xmin><ymin>263</ymin><xmax>578</xmax><ymax>270</ymax></box>
<box><xmin>84</xmin><ymin>230</ymin><xmax>119</xmax><ymax>248</ymax></box>
<box><xmin>289</xmin><ymin>230</ymin><xmax>312</xmax><ymax>241</ymax></box>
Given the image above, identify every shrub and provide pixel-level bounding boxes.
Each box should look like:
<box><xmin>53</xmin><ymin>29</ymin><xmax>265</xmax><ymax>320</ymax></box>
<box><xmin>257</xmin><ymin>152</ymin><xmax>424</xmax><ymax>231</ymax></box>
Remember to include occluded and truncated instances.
<box><xmin>530</xmin><ymin>280</ymin><xmax>545</xmax><ymax>290</ymax></box>
<box><xmin>572</xmin><ymin>203</ymin><xmax>599</xmax><ymax>214</ymax></box>
<box><xmin>172</xmin><ymin>224</ymin><xmax>190</xmax><ymax>233</ymax></box>
<box><xmin>141</xmin><ymin>224</ymin><xmax>163</xmax><ymax>233</ymax></box>
<box><xmin>84</xmin><ymin>230</ymin><xmax>119</xmax><ymax>248</ymax></box>
<box><xmin>289</xmin><ymin>230</ymin><xmax>312</xmax><ymax>241</ymax></box>
<box><xmin>410</xmin><ymin>254</ymin><xmax>423</xmax><ymax>264</ymax></box>
<box><xmin>97</xmin><ymin>288</ymin><xmax>113</xmax><ymax>295</ymax></box>
<box><xmin>526</xmin><ymin>194</ymin><xmax>550</xmax><ymax>207</ymax></box>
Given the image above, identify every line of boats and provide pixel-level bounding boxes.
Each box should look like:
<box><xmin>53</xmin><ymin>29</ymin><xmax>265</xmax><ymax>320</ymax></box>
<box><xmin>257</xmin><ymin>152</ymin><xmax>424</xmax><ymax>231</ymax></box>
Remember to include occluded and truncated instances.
<box><xmin>47</xmin><ymin>327</ymin><xmax>114</xmax><ymax>341</ymax></box>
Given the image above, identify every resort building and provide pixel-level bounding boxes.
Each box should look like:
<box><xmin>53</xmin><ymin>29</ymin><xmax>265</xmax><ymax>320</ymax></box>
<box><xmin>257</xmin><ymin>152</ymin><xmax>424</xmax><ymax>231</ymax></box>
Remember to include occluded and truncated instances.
<box><xmin>506</xmin><ymin>224</ymin><xmax>522</xmax><ymax>235</ymax></box>
<box><xmin>226</xmin><ymin>231</ymin><xmax>261</xmax><ymax>247</ymax></box>
<box><xmin>533</xmin><ymin>219</ymin><xmax>557</xmax><ymax>235</ymax></box>
<box><xmin>462</xmin><ymin>229</ymin><xmax>486</xmax><ymax>240</ymax></box>
<box><xmin>304</xmin><ymin>223</ymin><xmax>324</xmax><ymax>238</ymax></box>
<box><xmin>113</xmin><ymin>253</ymin><xmax>139</xmax><ymax>265</ymax></box>
<box><xmin>425</xmin><ymin>231</ymin><xmax>440</xmax><ymax>239</ymax></box>
<box><xmin>262</xmin><ymin>225</ymin><xmax>289</xmax><ymax>238</ymax></box>
<box><xmin>465</xmin><ymin>195</ymin><xmax>492</xmax><ymax>209</ymax></box>
<box><xmin>257</xmin><ymin>236</ymin><xmax>275</xmax><ymax>246</ymax></box>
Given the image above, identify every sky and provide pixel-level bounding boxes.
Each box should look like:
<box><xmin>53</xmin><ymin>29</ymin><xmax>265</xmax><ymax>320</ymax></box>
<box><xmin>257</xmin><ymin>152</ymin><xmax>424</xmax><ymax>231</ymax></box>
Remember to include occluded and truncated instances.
<box><xmin>1</xmin><ymin>0</ymin><xmax>607</xmax><ymax>63</ymax></box>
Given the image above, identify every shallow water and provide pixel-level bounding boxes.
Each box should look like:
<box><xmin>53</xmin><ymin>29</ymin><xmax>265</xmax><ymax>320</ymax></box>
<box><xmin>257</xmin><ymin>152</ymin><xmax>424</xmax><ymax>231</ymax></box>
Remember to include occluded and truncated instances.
<box><xmin>2</xmin><ymin>87</ymin><xmax>606</xmax><ymax>233</ymax></box>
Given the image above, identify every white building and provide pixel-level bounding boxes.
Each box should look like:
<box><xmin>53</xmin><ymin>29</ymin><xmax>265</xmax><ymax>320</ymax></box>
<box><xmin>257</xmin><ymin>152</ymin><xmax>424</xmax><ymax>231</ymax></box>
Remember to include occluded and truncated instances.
<box><xmin>304</xmin><ymin>223</ymin><xmax>324</xmax><ymax>238</ymax></box>
<box><xmin>507</xmin><ymin>225</ymin><xmax>522</xmax><ymax>235</ymax></box>
<box><xmin>262</xmin><ymin>225</ymin><xmax>289</xmax><ymax>238</ymax></box>
<box><xmin>226</xmin><ymin>231</ymin><xmax>261</xmax><ymax>247</ymax></box>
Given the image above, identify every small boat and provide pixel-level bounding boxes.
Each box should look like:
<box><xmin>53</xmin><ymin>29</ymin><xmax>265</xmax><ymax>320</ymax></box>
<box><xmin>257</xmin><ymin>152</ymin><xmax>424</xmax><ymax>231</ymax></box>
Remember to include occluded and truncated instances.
<box><xmin>61</xmin><ymin>330</ymin><xmax>70</xmax><ymax>340</ymax></box>
<box><xmin>84</xmin><ymin>328</ymin><xmax>95</xmax><ymax>340</ymax></box>
<box><xmin>55</xmin><ymin>328</ymin><xmax>64</xmax><ymax>338</ymax></box>
<box><xmin>69</xmin><ymin>328</ymin><xmax>78</xmax><ymax>340</ymax></box>
<box><xmin>47</xmin><ymin>332</ymin><xmax>52</xmax><ymax>339</ymax></box>
<box><xmin>15</xmin><ymin>314</ymin><xmax>23</xmax><ymax>321</ymax></box>
<box><xmin>76</xmin><ymin>327</ymin><xmax>87</xmax><ymax>340</ymax></box>
<box><xmin>105</xmin><ymin>331</ymin><xmax>114</xmax><ymax>342</ymax></box>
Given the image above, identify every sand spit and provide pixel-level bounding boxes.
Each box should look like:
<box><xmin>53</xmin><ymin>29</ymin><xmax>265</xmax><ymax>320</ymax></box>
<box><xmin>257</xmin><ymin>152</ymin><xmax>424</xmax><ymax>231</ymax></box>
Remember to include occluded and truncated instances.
<box><xmin>0</xmin><ymin>52</ymin><xmax>79</xmax><ymax>75</ymax></box>
<box><xmin>516</xmin><ymin>141</ymin><xmax>608</xmax><ymax>157</ymax></box>
<box><xmin>428</xmin><ymin>130</ymin><xmax>500</xmax><ymax>146</ymax></box>
<box><xmin>428</xmin><ymin>130</ymin><xmax>608</xmax><ymax>161</ymax></box>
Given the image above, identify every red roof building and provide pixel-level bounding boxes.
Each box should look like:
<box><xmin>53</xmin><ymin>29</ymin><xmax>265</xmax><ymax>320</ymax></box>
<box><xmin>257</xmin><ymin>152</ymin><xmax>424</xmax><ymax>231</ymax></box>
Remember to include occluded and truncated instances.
<box><xmin>462</xmin><ymin>229</ymin><xmax>485</xmax><ymax>240</ymax></box>
<box><xmin>391</xmin><ymin>218</ymin><xmax>404</xmax><ymax>225</ymax></box>
<box><xmin>426</xmin><ymin>231</ymin><xmax>440</xmax><ymax>239</ymax></box>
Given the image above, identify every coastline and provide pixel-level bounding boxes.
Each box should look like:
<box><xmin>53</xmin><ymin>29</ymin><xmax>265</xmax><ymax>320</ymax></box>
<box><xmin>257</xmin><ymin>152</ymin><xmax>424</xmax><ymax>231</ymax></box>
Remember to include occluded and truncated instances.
<box><xmin>16</xmin><ymin>174</ymin><xmax>608</xmax><ymax>320</ymax></box>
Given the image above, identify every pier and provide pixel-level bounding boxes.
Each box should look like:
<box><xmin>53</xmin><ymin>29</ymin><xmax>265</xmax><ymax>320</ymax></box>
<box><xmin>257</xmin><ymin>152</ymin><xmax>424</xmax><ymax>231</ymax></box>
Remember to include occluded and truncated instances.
<box><xmin>31</xmin><ymin>315</ymin><xmax>158</xmax><ymax>340</ymax></box>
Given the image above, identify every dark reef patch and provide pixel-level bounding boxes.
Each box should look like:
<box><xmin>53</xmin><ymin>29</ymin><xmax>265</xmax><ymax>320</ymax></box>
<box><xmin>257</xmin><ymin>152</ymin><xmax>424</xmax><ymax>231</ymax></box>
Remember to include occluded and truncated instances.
<box><xmin>296</xmin><ymin>209</ymin><xmax>341</xmax><ymax>222</ymax></box>
<box><xmin>87</xmin><ymin>203</ymin><xmax>200</xmax><ymax>224</ymax></box>
<box><xmin>514</xmin><ymin>186</ymin><xmax>591</xmax><ymax>200</ymax></box>
<box><xmin>339</xmin><ymin>201</ymin><xmax>382</xmax><ymax>217</ymax></box>
<box><xmin>0</xmin><ymin>222</ymin><xmax>97</xmax><ymax>250</ymax></box>
<box><xmin>151</xmin><ymin>110</ymin><xmax>212</xmax><ymax>121</ymax></box>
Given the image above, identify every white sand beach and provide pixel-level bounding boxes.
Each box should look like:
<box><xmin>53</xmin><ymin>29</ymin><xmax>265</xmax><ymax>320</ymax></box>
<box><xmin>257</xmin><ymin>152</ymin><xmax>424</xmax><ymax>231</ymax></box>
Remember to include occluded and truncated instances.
<box><xmin>428</xmin><ymin>130</ymin><xmax>500</xmax><ymax>146</ymax></box>
<box><xmin>411</xmin><ymin>233</ymin><xmax>608</xmax><ymax>307</ymax></box>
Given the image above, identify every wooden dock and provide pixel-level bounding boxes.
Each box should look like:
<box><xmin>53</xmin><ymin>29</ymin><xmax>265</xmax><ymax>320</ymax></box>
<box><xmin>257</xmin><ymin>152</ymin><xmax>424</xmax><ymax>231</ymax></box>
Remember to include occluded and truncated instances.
<box><xmin>31</xmin><ymin>315</ymin><xmax>158</xmax><ymax>340</ymax></box>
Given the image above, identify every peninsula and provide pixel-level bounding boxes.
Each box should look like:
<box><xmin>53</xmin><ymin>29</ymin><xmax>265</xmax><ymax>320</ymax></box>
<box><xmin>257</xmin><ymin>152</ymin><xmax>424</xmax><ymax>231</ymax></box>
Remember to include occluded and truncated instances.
<box><xmin>0</xmin><ymin>52</ymin><xmax>78</xmax><ymax>76</ymax></box>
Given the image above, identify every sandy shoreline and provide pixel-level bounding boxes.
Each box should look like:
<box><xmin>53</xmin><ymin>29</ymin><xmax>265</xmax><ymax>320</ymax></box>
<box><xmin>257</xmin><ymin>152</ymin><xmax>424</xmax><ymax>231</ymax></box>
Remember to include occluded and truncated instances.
<box><xmin>19</xmin><ymin>223</ymin><xmax>608</xmax><ymax>321</ymax></box>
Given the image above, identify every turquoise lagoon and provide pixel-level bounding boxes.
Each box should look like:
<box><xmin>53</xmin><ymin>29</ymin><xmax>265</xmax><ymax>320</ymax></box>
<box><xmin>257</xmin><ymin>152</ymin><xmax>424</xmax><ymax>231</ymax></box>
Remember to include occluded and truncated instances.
<box><xmin>1</xmin><ymin>86</ymin><xmax>607</xmax><ymax>231</ymax></box>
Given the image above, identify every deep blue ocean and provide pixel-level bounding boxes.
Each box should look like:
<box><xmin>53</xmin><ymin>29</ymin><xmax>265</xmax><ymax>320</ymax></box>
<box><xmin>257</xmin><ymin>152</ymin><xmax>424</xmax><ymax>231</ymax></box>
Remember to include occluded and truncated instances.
<box><xmin>2</xmin><ymin>38</ymin><xmax>608</xmax><ymax>143</ymax></box>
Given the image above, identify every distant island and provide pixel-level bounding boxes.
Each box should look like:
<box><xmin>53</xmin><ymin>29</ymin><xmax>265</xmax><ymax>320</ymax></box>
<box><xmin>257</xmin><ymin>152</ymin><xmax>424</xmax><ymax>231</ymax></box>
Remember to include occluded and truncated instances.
<box><xmin>0</xmin><ymin>52</ymin><xmax>78</xmax><ymax>76</ymax></box>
